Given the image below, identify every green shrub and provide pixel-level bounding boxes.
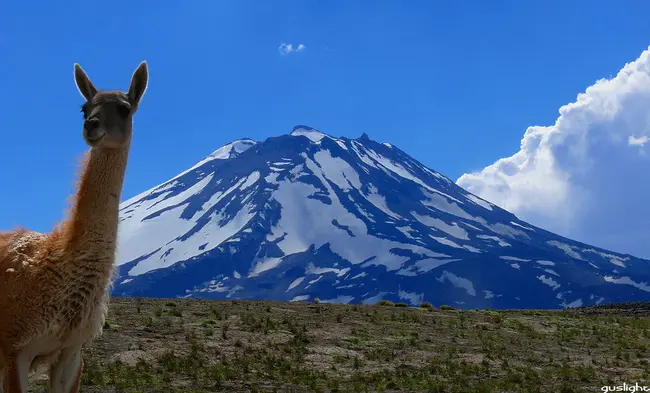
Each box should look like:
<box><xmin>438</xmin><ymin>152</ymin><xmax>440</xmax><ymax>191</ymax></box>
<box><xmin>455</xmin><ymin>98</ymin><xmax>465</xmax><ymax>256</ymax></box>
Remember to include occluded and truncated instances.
<box><xmin>377</xmin><ymin>300</ymin><xmax>395</xmax><ymax>307</ymax></box>
<box><xmin>395</xmin><ymin>302</ymin><xmax>409</xmax><ymax>308</ymax></box>
<box><xmin>440</xmin><ymin>304</ymin><xmax>455</xmax><ymax>311</ymax></box>
<box><xmin>420</xmin><ymin>302</ymin><xmax>435</xmax><ymax>310</ymax></box>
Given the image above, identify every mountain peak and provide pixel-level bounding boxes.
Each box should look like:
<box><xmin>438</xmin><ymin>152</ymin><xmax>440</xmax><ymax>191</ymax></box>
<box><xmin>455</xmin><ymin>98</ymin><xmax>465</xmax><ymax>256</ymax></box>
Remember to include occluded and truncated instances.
<box><xmin>207</xmin><ymin>138</ymin><xmax>257</xmax><ymax>160</ymax></box>
<box><xmin>290</xmin><ymin>125</ymin><xmax>328</xmax><ymax>142</ymax></box>
<box><xmin>291</xmin><ymin>125</ymin><xmax>317</xmax><ymax>132</ymax></box>
<box><xmin>164</xmin><ymin>138</ymin><xmax>258</xmax><ymax>183</ymax></box>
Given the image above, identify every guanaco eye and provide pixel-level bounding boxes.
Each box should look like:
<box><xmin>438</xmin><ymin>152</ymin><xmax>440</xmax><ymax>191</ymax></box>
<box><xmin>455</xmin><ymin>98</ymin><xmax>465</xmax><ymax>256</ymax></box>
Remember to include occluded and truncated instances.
<box><xmin>116</xmin><ymin>104</ymin><xmax>130</xmax><ymax>118</ymax></box>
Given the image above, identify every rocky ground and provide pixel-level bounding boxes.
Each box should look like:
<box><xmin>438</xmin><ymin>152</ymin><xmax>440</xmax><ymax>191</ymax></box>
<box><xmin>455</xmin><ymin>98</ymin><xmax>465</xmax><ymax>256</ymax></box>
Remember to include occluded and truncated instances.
<box><xmin>27</xmin><ymin>298</ymin><xmax>650</xmax><ymax>392</ymax></box>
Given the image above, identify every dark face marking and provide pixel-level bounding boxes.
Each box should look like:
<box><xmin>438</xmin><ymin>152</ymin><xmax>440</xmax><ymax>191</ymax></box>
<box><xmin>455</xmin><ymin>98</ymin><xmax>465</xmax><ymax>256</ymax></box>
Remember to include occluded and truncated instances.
<box><xmin>81</xmin><ymin>91</ymin><xmax>134</xmax><ymax>148</ymax></box>
<box><xmin>81</xmin><ymin>103</ymin><xmax>90</xmax><ymax>118</ymax></box>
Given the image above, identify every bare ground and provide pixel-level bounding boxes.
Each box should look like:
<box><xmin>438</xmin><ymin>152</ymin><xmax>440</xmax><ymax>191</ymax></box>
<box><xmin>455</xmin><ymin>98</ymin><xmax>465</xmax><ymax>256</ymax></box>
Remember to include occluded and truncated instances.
<box><xmin>26</xmin><ymin>297</ymin><xmax>650</xmax><ymax>392</ymax></box>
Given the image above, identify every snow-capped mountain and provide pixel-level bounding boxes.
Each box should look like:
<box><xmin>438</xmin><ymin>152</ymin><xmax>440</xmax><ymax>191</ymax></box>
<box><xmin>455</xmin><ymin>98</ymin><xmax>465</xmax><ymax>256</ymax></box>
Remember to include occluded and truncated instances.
<box><xmin>113</xmin><ymin>126</ymin><xmax>650</xmax><ymax>309</ymax></box>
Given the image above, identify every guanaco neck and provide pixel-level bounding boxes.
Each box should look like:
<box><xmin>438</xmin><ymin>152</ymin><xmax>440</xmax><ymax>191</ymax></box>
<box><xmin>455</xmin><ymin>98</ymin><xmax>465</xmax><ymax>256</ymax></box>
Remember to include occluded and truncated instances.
<box><xmin>63</xmin><ymin>143</ymin><xmax>130</xmax><ymax>265</ymax></box>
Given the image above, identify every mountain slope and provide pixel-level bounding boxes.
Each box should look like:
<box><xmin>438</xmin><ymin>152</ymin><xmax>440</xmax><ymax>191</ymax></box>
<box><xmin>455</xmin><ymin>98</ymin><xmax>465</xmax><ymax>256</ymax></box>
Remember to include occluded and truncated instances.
<box><xmin>113</xmin><ymin>126</ymin><xmax>650</xmax><ymax>309</ymax></box>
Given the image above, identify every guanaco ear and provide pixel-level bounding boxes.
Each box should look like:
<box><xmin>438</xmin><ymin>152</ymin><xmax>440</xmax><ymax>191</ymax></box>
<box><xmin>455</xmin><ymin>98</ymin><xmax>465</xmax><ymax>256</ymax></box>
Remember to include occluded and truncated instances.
<box><xmin>128</xmin><ymin>61</ymin><xmax>148</xmax><ymax>107</ymax></box>
<box><xmin>74</xmin><ymin>64</ymin><xmax>98</xmax><ymax>101</ymax></box>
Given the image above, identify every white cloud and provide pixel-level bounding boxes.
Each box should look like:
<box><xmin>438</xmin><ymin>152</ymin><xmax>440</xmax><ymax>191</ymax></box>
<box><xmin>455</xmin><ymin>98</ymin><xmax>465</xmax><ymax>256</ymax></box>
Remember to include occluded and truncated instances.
<box><xmin>629</xmin><ymin>135</ymin><xmax>648</xmax><ymax>146</ymax></box>
<box><xmin>279</xmin><ymin>42</ymin><xmax>306</xmax><ymax>56</ymax></box>
<box><xmin>457</xmin><ymin>46</ymin><xmax>650</xmax><ymax>258</ymax></box>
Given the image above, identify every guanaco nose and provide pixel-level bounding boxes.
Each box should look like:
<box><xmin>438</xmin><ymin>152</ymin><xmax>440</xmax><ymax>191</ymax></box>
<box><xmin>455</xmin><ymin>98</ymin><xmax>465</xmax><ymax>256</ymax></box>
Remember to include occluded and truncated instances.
<box><xmin>84</xmin><ymin>118</ymin><xmax>100</xmax><ymax>130</ymax></box>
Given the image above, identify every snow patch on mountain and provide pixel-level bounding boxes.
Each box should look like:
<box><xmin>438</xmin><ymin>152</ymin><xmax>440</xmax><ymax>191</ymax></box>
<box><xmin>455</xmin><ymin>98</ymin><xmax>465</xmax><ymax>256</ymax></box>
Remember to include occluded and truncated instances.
<box><xmin>547</xmin><ymin>240</ymin><xmax>586</xmax><ymax>261</ymax></box>
<box><xmin>538</xmin><ymin>275</ymin><xmax>561</xmax><ymax>290</ymax></box>
<box><xmin>500</xmin><ymin>256</ymin><xmax>530</xmax><ymax>262</ymax></box>
<box><xmin>412</xmin><ymin>212</ymin><xmax>469</xmax><ymax>240</ymax></box>
<box><xmin>604</xmin><ymin>276</ymin><xmax>650</xmax><ymax>292</ymax></box>
<box><xmin>436</xmin><ymin>271</ymin><xmax>476</xmax><ymax>296</ymax></box>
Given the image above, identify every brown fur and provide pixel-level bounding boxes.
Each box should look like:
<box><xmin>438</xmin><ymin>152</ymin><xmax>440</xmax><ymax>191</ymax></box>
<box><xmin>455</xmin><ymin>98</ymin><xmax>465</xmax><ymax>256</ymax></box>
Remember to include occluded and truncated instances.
<box><xmin>0</xmin><ymin>61</ymin><xmax>148</xmax><ymax>393</ymax></box>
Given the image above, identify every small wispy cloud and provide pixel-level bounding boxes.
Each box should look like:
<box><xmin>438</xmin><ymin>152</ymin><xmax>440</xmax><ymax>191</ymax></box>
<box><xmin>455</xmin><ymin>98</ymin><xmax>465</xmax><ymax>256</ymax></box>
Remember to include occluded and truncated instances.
<box><xmin>628</xmin><ymin>135</ymin><xmax>648</xmax><ymax>147</ymax></box>
<box><xmin>279</xmin><ymin>42</ymin><xmax>306</xmax><ymax>56</ymax></box>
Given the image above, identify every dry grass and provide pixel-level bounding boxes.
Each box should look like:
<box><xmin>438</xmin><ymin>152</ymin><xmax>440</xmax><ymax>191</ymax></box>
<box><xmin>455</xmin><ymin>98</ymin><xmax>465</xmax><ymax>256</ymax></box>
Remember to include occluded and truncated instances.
<box><xmin>26</xmin><ymin>298</ymin><xmax>650</xmax><ymax>392</ymax></box>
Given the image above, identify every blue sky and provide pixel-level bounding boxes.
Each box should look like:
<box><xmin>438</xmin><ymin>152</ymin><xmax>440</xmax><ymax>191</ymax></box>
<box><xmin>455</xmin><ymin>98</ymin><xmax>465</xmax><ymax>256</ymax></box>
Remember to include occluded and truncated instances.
<box><xmin>2</xmin><ymin>0</ymin><xmax>650</xmax><ymax>242</ymax></box>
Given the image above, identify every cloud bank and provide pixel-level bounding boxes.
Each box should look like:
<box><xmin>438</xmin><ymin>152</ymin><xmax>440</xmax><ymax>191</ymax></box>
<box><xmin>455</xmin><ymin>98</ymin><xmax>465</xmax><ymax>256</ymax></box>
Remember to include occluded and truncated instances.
<box><xmin>279</xmin><ymin>43</ymin><xmax>306</xmax><ymax>56</ymax></box>
<box><xmin>457</xmin><ymin>46</ymin><xmax>650</xmax><ymax>258</ymax></box>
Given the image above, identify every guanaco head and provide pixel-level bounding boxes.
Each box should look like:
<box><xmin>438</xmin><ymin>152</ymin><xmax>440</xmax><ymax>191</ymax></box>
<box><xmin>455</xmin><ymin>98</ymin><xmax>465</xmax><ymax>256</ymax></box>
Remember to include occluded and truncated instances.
<box><xmin>73</xmin><ymin>61</ymin><xmax>148</xmax><ymax>149</ymax></box>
